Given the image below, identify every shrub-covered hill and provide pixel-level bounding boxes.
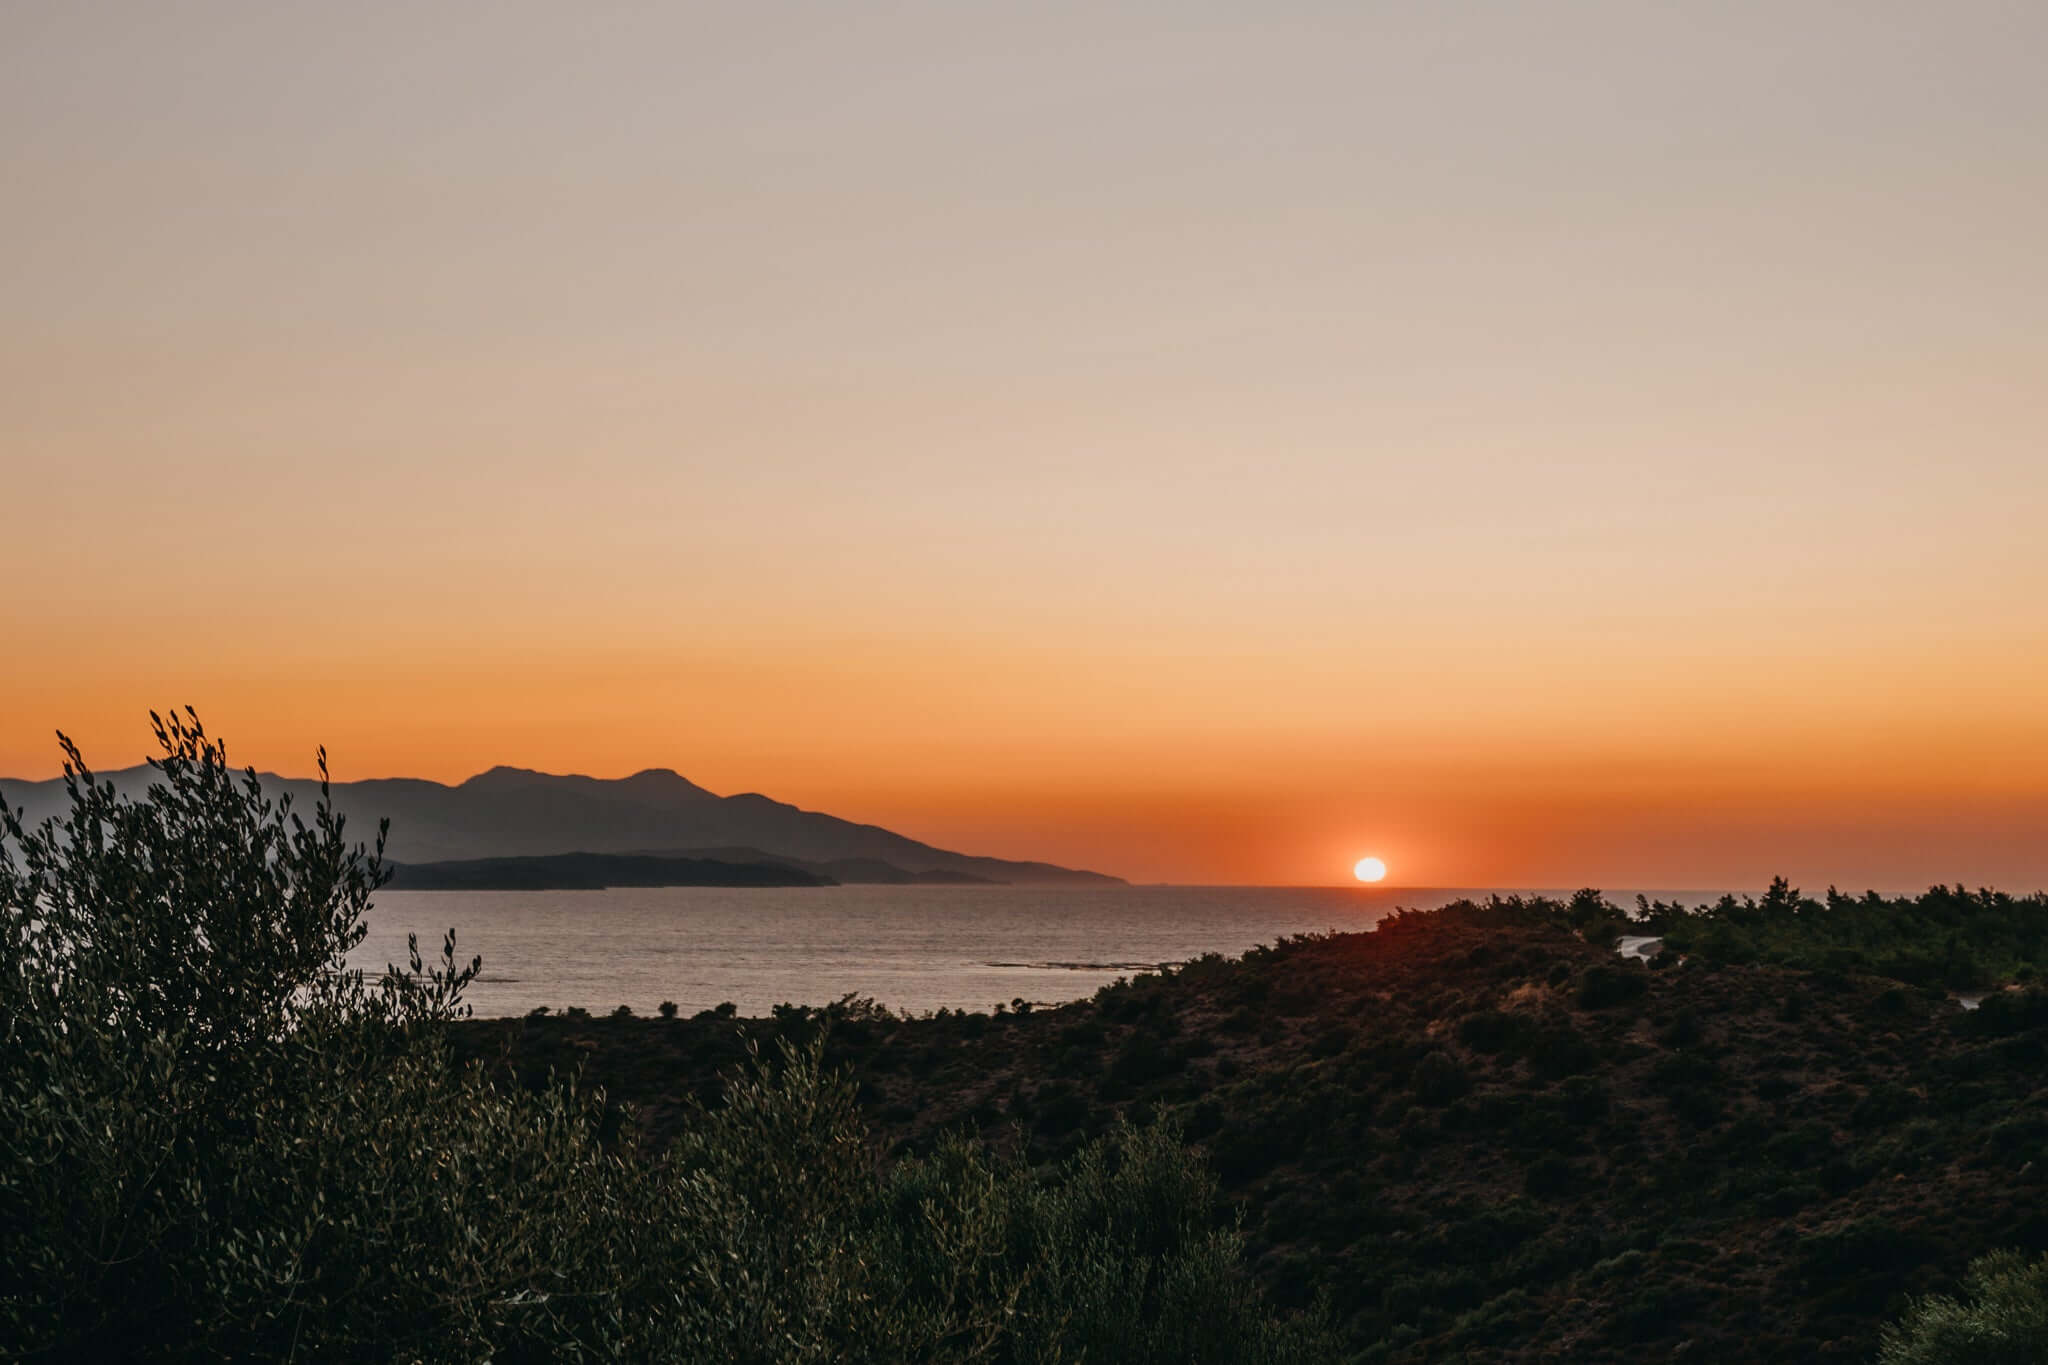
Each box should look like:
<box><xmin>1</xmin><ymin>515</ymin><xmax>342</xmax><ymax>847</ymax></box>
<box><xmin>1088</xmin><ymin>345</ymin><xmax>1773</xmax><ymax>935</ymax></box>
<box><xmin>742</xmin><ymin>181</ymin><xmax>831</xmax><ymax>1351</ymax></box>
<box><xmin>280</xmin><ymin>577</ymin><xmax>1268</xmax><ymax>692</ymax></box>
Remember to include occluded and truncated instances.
<box><xmin>460</xmin><ymin>897</ymin><xmax>2048</xmax><ymax>1363</ymax></box>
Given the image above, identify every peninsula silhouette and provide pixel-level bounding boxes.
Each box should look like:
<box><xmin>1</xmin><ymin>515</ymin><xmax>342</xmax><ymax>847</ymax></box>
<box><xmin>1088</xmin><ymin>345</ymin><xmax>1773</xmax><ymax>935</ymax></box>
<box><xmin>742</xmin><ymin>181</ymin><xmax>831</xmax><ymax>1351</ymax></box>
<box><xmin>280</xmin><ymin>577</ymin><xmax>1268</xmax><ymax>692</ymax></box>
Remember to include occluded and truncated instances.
<box><xmin>0</xmin><ymin>763</ymin><xmax>1122</xmax><ymax>886</ymax></box>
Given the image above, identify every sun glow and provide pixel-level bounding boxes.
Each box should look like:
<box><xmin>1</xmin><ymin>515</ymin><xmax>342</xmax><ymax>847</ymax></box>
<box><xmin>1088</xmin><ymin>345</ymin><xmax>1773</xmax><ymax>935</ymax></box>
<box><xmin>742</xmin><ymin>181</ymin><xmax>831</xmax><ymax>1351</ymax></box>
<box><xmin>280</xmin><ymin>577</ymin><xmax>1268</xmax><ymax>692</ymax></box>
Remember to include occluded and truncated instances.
<box><xmin>1353</xmin><ymin>856</ymin><xmax>1387</xmax><ymax>883</ymax></box>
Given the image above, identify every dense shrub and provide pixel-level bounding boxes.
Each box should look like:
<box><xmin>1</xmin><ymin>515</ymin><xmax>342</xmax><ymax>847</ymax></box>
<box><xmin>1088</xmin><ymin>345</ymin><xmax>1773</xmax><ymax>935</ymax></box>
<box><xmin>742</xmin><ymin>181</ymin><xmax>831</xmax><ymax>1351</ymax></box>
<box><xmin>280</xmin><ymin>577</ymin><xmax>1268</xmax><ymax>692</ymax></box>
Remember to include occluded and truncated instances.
<box><xmin>1642</xmin><ymin>879</ymin><xmax>2048</xmax><ymax>990</ymax></box>
<box><xmin>1527</xmin><ymin>1026</ymin><xmax>1601</xmax><ymax>1081</ymax></box>
<box><xmin>1108</xmin><ymin>1030</ymin><xmax>1185</xmax><ymax>1090</ymax></box>
<box><xmin>1455</xmin><ymin>1009</ymin><xmax>1531</xmax><ymax>1055</ymax></box>
<box><xmin>1523</xmin><ymin>1154</ymin><xmax>1580</xmax><ymax>1199</ymax></box>
<box><xmin>1412</xmin><ymin>1052</ymin><xmax>1472</xmax><ymax>1106</ymax></box>
<box><xmin>1575</xmin><ymin>964</ymin><xmax>1648</xmax><ymax>1010</ymax></box>
<box><xmin>1880</xmin><ymin>1250</ymin><xmax>2048</xmax><ymax>1364</ymax></box>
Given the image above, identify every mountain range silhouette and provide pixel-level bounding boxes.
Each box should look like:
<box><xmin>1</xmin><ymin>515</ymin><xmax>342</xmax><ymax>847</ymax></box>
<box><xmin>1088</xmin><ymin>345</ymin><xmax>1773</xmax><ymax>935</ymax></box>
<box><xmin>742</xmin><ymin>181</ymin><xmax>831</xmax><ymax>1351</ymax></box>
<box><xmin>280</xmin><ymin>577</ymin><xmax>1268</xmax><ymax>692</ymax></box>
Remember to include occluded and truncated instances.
<box><xmin>0</xmin><ymin>763</ymin><xmax>1122</xmax><ymax>886</ymax></box>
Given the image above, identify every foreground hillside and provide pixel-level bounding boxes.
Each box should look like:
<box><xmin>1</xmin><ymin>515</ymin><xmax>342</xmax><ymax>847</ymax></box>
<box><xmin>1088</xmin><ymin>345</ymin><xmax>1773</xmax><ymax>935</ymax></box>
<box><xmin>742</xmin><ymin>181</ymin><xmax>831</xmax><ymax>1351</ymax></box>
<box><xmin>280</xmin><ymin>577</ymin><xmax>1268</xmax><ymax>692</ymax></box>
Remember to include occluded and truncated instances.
<box><xmin>466</xmin><ymin>897</ymin><xmax>2048</xmax><ymax>1362</ymax></box>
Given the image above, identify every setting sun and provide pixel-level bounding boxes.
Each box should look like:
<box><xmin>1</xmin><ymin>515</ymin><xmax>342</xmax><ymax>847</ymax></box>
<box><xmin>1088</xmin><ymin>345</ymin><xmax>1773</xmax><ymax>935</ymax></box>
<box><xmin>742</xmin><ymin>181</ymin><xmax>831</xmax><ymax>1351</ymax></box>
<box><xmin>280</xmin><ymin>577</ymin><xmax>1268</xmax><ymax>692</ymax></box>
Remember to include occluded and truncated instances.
<box><xmin>1352</xmin><ymin>856</ymin><xmax>1387</xmax><ymax>883</ymax></box>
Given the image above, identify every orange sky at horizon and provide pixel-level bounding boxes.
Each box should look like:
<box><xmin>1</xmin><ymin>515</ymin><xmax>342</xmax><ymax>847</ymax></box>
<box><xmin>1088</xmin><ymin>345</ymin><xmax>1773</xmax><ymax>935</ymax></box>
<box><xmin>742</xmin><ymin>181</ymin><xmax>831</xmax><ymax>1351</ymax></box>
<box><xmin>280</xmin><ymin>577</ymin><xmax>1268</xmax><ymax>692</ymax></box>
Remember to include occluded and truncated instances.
<box><xmin>9</xmin><ymin>617</ymin><xmax>2045</xmax><ymax>888</ymax></box>
<box><xmin>4</xmin><ymin>3</ymin><xmax>2046</xmax><ymax>889</ymax></box>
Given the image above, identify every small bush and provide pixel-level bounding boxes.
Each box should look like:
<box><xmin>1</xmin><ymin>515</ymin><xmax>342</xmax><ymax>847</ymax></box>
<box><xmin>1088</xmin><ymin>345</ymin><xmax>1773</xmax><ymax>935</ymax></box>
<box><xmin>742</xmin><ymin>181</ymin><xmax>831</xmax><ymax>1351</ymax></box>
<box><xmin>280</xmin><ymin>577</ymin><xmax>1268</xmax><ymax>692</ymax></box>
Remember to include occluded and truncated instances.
<box><xmin>1309</xmin><ymin>1025</ymin><xmax>1354</xmax><ymax>1059</ymax></box>
<box><xmin>1576</xmin><ymin>965</ymin><xmax>1648</xmax><ymax>1010</ymax></box>
<box><xmin>1033</xmin><ymin>1081</ymin><xmax>1092</xmax><ymax>1135</ymax></box>
<box><xmin>1108</xmin><ymin>1031</ymin><xmax>1185</xmax><ymax>1090</ymax></box>
<box><xmin>1558</xmin><ymin>1076</ymin><xmax>1610</xmax><ymax>1125</ymax></box>
<box><xmin>1456</xmin><ymin>1010</ymin><xmax>1530</xmax><ymax>1055</ymax></box>
<box><xmin>1413</xmin><ymin>1052</ymin><xmax>1472</xmax><ymax>1106</ymax></box>
<box><xmin>1528</xmin><ymin>1028</ymin><xmax>1601</xmax><ymax>1081</ymax></box>
<box><xmin>1220</xmin><ymin>1006</ymin><xmax>1262</xmax><ymax>1035</ymax></box>
<box><xmin>1524</xmin><ymin>1154</ymin><xmax>1579</xmax><ymax>1199</ymax></box>
<box><xmin>1657</xmin><ymin>1008</ymin><xmax>1703</xmax><ymax>1049</ymax></box>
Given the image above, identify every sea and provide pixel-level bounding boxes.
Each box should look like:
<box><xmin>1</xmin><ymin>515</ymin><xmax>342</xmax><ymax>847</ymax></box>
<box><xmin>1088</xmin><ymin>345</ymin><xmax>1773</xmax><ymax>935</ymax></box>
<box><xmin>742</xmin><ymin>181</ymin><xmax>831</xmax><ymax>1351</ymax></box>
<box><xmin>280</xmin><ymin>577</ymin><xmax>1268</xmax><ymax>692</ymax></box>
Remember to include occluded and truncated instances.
<box><xmin>350</xmin><ymin>885</ymin><xmax>1724</xmax><ymax>1018</ymax></box>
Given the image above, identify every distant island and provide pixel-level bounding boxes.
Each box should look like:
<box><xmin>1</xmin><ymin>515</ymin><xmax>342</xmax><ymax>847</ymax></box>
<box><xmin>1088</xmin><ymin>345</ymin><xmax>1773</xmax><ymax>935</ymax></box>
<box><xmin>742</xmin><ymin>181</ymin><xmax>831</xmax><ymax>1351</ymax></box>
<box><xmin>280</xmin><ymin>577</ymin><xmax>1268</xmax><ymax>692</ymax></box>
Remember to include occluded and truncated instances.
<box><xmin>384</xmin><ymin>849</ymin><xmax>1004</xmax><ymax>891</ymax></box>
<box><xmin>626</xmin><ymin>846</ymin><xmax>1000</xmax><ymax>886</ymax></box>
<box><xmin>0</xmin><ymin>764</ymin><xmax>1119</xmax><ymax>886</ymax></box>
<box><xmin>385</xmin><ymin>852</ymin><xmax>834</xmax><ymax>891</ymax></box>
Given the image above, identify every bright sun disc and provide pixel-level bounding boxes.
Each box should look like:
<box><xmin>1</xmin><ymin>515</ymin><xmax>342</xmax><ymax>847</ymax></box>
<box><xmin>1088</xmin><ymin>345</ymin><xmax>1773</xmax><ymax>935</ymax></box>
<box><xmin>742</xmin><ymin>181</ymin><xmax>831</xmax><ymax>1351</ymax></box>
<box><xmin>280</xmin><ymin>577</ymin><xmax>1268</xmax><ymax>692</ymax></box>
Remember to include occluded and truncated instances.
<box><xmin>1353</xmin><ymin>856</ymin><xmax>1387</xmax><ymax>883</ymax></box>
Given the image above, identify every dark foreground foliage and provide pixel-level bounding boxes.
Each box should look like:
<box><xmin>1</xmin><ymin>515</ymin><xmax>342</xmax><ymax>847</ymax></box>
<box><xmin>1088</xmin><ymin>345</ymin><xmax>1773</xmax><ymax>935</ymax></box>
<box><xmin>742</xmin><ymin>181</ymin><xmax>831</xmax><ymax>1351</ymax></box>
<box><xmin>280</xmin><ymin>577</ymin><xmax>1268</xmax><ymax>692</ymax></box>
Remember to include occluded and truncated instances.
<box><xmin>1626</xmin><ymin>876</ymin><xmax>2048</xmax><ymax>990</ymax></box>
<box><xmin>1878</xmin><ymin>1250</ymin><xmax>2048</xmax><ymax>1365</ymax></box>
<box><xmin>485</xmin><ymin>893</ymin><xmax>2048</xmax><ymax>1362</ymax></box>
<box><xmin>0</xmin><ymin>714</ymin><xmax>1325</xmax><ymax>1362</ymax></box>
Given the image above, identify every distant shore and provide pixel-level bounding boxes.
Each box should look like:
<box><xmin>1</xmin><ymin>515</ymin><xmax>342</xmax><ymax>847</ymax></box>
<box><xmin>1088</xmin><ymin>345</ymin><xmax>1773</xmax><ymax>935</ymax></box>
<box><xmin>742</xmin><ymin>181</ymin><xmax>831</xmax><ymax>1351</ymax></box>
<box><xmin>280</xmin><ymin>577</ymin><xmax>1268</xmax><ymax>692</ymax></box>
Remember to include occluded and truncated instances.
<box><xmin>385</xmin><ymin>851</ymin><xmax>833</xmax><ymax>891</ymax></box>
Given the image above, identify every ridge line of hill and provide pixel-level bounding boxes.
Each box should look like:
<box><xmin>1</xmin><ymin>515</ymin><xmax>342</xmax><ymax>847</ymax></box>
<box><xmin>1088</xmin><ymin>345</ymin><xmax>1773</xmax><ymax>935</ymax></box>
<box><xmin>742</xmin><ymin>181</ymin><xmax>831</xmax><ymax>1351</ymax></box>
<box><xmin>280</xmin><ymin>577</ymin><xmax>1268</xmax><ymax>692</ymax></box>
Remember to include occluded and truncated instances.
<box><xmin>0</xmin><ymin>763</ymin><xmax>1122</xmax><ymax>886</ymax></box>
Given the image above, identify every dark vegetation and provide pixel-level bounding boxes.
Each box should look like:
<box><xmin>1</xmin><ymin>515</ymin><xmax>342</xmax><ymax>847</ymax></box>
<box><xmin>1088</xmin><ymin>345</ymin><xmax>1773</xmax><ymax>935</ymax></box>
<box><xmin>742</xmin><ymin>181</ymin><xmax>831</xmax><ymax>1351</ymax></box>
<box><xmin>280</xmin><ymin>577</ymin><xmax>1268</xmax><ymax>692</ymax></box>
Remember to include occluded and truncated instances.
<box><xmin>386</xmin><ymin>849</ymin><xmax>835</xmax><ymax>890</ymax></box>
<box><xmin>1879</xmin><ymin>1250</ymin><xmax>2048</xmax><ymax>1364</ymax></box>
<box><xmin>474</xmin><ymin>886</ymin><xmax>2048</xmax><ymax>1362</ymax></box>
<box><xmin>1629</xmin><ymin>878</ymin><xmax>2048</xmax><ymax>991</ymax></box>
<box><xmin>10</xmin><ymin>713</ymin><xmax>2048</xmax><ymax>1362</ymax></box>
<box><xmin>0</xmin><ymin>715</ymin><xmax>1321</xmax><ymax>1362</ymax></box>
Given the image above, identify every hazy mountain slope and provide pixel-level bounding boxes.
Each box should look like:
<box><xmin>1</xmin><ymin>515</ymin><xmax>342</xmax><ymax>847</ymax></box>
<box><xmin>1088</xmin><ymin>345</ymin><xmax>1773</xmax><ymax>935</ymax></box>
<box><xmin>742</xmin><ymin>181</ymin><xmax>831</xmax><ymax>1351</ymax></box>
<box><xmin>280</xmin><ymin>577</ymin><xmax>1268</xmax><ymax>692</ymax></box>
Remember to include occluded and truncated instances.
<box><xmin>0</xmin><ymin>764</ymin><xmax>1121</xmax><ymax>886</ymax></box>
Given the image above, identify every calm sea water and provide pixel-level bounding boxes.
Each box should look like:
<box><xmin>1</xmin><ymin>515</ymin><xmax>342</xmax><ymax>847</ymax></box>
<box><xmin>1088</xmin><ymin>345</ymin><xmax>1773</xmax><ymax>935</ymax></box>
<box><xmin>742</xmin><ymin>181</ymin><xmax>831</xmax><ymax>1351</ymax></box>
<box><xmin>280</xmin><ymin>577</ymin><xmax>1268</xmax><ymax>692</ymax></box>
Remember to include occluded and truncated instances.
<box><xmin>352</xmin><ymin>885</ymin><xmax>1719</xmax><ymax>1018</ymax></box>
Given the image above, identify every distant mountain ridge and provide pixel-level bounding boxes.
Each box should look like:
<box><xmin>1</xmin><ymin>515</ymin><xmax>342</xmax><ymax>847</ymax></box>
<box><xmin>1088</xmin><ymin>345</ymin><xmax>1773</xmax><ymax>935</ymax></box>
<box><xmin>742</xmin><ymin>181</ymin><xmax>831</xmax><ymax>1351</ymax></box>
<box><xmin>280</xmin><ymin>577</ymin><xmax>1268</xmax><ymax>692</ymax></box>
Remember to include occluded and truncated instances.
<box><xmin>0</xmin><ymin>764</ymin><xmax>1122</xmax><ymax>887</ymax></box>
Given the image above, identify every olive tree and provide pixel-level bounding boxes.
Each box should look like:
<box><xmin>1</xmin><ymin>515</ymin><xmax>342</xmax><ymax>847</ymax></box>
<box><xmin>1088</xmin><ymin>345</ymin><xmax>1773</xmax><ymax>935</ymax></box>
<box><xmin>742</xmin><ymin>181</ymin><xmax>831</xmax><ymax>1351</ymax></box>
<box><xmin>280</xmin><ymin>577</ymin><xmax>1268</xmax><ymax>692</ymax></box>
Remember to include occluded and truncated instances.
<box><xmin>1880</xmin><ymin>1251</ymin><xmax>2048</xmax><ymax>1365</ymax></box>
<box><xmin>0</xmin><ymin>711</ymin><xmax>630</xmax><ymax>1359</ymax></box>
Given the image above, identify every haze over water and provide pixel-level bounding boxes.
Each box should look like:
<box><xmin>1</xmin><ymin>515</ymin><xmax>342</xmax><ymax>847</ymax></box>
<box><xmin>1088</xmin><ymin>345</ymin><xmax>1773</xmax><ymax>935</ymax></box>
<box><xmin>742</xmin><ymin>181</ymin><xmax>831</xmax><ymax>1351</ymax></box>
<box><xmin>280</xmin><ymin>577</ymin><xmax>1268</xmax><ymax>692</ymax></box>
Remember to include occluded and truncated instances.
<box><xmin>354</xmin><ymin>885</ymin><xmax>1730</xmax><ymax>1018</ymax></box>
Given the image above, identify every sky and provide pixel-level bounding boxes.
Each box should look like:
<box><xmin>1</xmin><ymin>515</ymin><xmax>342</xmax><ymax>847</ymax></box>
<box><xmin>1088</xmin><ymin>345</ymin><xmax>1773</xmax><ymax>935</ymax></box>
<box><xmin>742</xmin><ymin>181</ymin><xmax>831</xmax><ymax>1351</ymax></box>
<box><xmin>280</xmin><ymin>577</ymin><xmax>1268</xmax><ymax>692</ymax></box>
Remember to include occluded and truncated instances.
<box><xmin>4</xmin><ymin>1</ymin><xmax>2046</xmax><ymax>888</ymax></box>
